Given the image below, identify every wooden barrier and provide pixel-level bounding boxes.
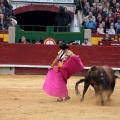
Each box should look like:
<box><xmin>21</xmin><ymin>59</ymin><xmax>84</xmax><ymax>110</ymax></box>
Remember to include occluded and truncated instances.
<box><xmin>0</xmin><ymin>43</ymin><xmax>120</xmax><ymax>75</ymax></box>
<box><xmin>92</xmin><ymin>34</ymin><xmax>120</xmax><ymax>45</ymax></box>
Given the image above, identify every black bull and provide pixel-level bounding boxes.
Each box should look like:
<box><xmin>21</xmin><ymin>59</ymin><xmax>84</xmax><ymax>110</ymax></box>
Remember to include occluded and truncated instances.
<box><xmin>75</xmin><ymin>66</ymin><xmax>118</xmax><ymax>105</ymax></box>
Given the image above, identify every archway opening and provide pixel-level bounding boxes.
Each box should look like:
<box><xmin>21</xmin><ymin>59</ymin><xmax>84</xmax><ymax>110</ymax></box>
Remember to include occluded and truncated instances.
<box><xmin>15</xmin><ymin>11</ymin><xmax>57</xmax><ymax>31</ymax></box>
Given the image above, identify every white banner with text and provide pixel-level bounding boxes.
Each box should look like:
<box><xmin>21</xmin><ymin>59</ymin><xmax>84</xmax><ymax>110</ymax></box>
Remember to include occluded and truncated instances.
<box><xmin>11</xmin><ymin>0</ymin><xmax>74</xmax><ymax>4</ymax></box>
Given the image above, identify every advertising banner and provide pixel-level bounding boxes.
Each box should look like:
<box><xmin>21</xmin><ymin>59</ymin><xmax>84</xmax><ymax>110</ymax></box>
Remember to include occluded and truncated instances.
<box><xmin>11</xmin><ymin>0</ymin><xmax>74</xmax><ymax>4</ymax></box>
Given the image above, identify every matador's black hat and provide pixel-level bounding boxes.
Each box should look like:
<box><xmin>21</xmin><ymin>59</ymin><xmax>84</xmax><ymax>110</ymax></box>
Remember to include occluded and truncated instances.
<box><xmin>59</xmin><ymin>43</ymin><xmax>69</xmax><ymax>50</ymax></box>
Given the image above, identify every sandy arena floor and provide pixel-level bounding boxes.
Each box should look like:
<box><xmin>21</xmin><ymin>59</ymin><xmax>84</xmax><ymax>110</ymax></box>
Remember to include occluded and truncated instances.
<box><xmin>0</xmin><ymin>75</ymin><xmax>120</xmax><ymax>120</ymax></box>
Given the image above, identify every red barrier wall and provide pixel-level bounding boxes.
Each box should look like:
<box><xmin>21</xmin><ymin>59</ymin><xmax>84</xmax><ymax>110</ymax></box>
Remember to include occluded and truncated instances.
<box><xmin>0</xmin><ymin>43</ymin><xmax>120</xmax><ymax>75</ymax></box>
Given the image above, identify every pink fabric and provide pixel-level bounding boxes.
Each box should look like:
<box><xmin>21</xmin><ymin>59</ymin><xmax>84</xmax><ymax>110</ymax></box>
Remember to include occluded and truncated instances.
<box><xmin>63</xmin><ymin>55</ymin><xmax>84</xmax><ymax>78</ymax></box>
<box><xmin>42</xmin><ymin>55</ymin><xmax>84</xmax><ymax>97</ymax></box>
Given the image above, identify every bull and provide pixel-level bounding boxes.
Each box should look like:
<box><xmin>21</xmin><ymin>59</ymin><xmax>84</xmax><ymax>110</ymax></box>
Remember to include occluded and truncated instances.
<box><xmin>75</xmin><ymin>66</ymin><xmax>118</xmax><ymax>105</ymax></box>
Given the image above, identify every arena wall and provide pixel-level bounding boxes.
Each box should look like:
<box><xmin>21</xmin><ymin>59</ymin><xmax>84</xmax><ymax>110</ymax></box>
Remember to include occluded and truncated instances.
<box><xmin>0</xmin><ymin>43</ymin><xmax>120</xmax><ymax>75</ymax></box>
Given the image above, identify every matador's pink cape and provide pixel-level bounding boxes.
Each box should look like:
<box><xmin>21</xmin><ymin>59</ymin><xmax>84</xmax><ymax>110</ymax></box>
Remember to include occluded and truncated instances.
<box><xmin>42</xmin><ymin>55</ymin><xmax>84</xmax><ymax>97</ymax></box>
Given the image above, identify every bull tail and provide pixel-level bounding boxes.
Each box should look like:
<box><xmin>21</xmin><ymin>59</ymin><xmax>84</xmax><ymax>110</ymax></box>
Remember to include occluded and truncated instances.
<box><xmin>75</xmin><ymin>78</ymin><xmax>85</xmax><ymax>95</ymax></box>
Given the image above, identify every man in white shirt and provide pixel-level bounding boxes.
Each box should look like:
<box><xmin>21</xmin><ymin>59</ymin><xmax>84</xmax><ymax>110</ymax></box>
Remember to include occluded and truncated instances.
<box><xmin>81</xmin><ymin>38</ymin><xmax>92</xmax><ymax>46</ymax></box>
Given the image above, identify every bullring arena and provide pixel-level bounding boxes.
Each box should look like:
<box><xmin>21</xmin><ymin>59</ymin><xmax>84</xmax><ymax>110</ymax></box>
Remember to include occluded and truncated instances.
<box><xmin>0</xmin><ymin>75</ymin><xmax>120</xmax><ymax>120</ymax></box>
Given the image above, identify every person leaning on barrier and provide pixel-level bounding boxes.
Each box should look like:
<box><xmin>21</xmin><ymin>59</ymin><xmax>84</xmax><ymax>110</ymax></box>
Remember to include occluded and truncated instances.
<box><xmin>81</xmin><ymin>38</ymin><xmax>92</xmax><ymax>46</ymax></box>
<box><xmin>20</xmin><ymin>36</ymin><xmax>29</xmax><ymax>44</ymax></box>
<box><xmin>35</xmin><ymin>40</ymin><xmax>41</xmax><ymax>44</ymax></box>
<box><xmin>102</xmin><ymin>33</ymin><xmax>112</xmax><ymax>41</ymax></box>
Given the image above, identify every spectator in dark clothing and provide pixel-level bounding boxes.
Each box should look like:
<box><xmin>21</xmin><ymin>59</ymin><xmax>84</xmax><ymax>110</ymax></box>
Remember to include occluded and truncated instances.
<box><xmin>64</xmin><ymin>7</ymin><xmax>72</xmax><ymax>32</ymax></box>
<box><xmin>110</xmin><ymin>0</ymin><xmax>117</xmax><ymax>9</ymax></box>
<box><xmin>114</xmin><ymin>12</ymin><xmax>120</xmax><ymax>23</ymax></box>
<box><xmin>90</xmin><ymin>7</ymin><xmax>96</xmax><ymax>17</ymax></box>
<box><xmin>81</xmin><ymin>0</ymin><xmax>88</xmax><ymax>8</ymax></box>
<box><xmin>0</xmin><ymin>0</ymin><xmax>12</xmax><ymax>10</ymax></box>
<box><xmin>96</xmin><ymin>16</ymin><xmax>103</xmax><ymax>27</ymax></box>
<box><xmin>102</xmin><ymin>33</ymin><xmax>112</xmax><ymax>41</ymax></box>
<box><xmin>87</xmin><ymin>0</ymin><xmax>93</xmax><ymax>7</ymax></box>
<box><xmin>115</xmin><ymin>17</ymin><xmax>120</xmax><ymax>34</ymax></box>
<box><xmin>83</xmin><ymin>2</ymin><xmax>91</xmax><ymax>16</ymax></box>
<box><xmin>113</xmin><ymin>3</ymin><xmax>120</xmax><ymax>12</ymax></box>
<box><xmin>55</xmin><ymin>6</ymin><xmax>66</xmax><ymax>32</ymax></box>
<box><xmin>105</xmin><ymin>16</ymin><xmax>114</xmax><ymax>29</ymax></box>
<box><xmin>1</xmin><ymin>0</ymin><xmax>14</xmax><ymax>16</ymax></box>
<box><xmin>0</xmin><ymin>2</ymin><xmax>12</xmax><ymax>18</ymax></box>
<box><xmin>75</xmin><ymin>0</ymin><xmax>82</xmax><ymax>14</ymax></box>
<box><xmin>102</xmin><ymin>21</ymin><xmax>107</xmax><ymax>33</ymax></box>
<box><xmin>96</xmin><ymin>6</ymin><xmax>106</xmax><ymax>20</ymax></box>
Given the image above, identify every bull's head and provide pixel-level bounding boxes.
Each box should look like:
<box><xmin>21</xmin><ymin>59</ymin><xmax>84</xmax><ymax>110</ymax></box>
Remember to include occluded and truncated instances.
<box><xmin>85</xmin><ymin>66</ymin><xmax>100</xmax><ymax>80</ymax></box>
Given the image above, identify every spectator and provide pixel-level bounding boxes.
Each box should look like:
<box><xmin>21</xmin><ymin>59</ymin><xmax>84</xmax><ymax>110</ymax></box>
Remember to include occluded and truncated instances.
<box><xmin>107</xmin><ymin>7</ymin><xmax>114</xmax><ymax>18</ymax></box>
<box><xmin>64</xmin><ymin>7</ymin><xmax>72</xmax><ymax>32</ymax></box>
<box><xmin>92</xmin><ymin>0</ymin><xmax>99</xmax><ymax>7</ymax></box>
<box><xmin>35</xmin><ymin>40</ymin><xmax>41</xmax><ymax>44</ymax></box>
<box><xmin>20</xmin><ymin>36</ymin><xmax>29</xmax><ymax>44</ymax></box>
<box><xmin>85</xmin><ymin>16</ymin><xmax>96</xmax><ymax>33</ymax></box>
<box><xmin>0</xmin><ymin>0</ymin><xmax>12</xmax><ymax>10</ymax></box>
<box><xmin>113</xmin><ymin>3</ymin><xmax>120</xmax><ymax>13</ymax></box>
<box><xmin>107</xmin><ymin>25</ymin><xmax>116</xmax><ymax>34</ymax></box>
<box><xmin>96</xmin><ymin>15</ymin><xmax>103</xmax><ymax>27</ymax></box>
<box><xmin>102</xmin><ymin>33</ymin><xmax>112</xmax><ymax>41</ymax></box>
<box><xmin>103</xmin><ymin>2</ymin><xmax>110</xmax><ymax>17</ymax></box>
<box><xmin>83</xmin><ymin>2</ymin><xmax>91</xmax><ymax>16</ymax></box>
<box><xmin>97</xmin><ymin>23</ymin><xmax>105</xmax><ymax>34</ymax></box>
<box><xmin>87</xmin><ymin>0</ymin><xmax>93</xmax><ymax>7</ymax></box>
<box><xmin>0</xmin><ymin>8</ymin><xmax>4</xmax><ymax>29</ymax></box>
<box><xmin>101</xmin><ymin>0</ymin><xmax>108</xmax><ymax>8</ymax></box>
<box><xmin>102</xmin><ymin>21</ymin><xmax>107</xmax><ymax>33</ymax></box>
<box><xmin>74</xmin><ymin>0</ymin><xmax>82</xmax><ymax>14</ymax></box>
<box><xmin>110</xmin><ymin>22</ymin><xmax>115</xmax><ymax>28</ymax></box>
<box><xmin>113</xmin><ymin>35</ymin><xmax>119</xmax><ymax>41</ymax></box>
<box><xmin>0</xmin><ymin>2</ymin><xmax>12</xmax><ymax>18</ymax></box>
<box><xmin>81</xmin><ymin>0</ymin><xmax>88</xmax><ymax>8</ymax></box>
<box><xmin>90</xmin><ymin>7</ymin><xmax>96</xmax><ymax>17</ymax></box>
<box><xmin>114</xmin><ymin>11</ymin><xmax>120</xmax><ymax>23</ymax></box>
<box><xmin>55</xmin><ymin>6</ymin><xmax>66</xmax><ymax>32</ymax></box>
<box><xmin>85</xmin><ymin>11</ymin><xmax>96</xmax><ymax>22</ymax></box>
<box><xmin>110</xmin><ymin>0</ymin><xmax>117</xmax><ymax>9</ymax></box>
<box><xmin>96</xmin><ymin>6</ymin><xmax>106</xmax><ymax>20</ymax></box>
<box><xmin>115</xmin><ymin>17</ymin><xmax>120</xmax><ymax>34</ymax></box>
<box><xmin>82</xmin><ymin>38</ymin><xmax>92</xmax><ymax>46</ymax></box>
<box><xmin>8</xmin><ymin>17</ymin><xmax>17</xmax><ymax>27</ymax></box>
<box><xmin>94</xmin><ymin>3</ymin><xmax>100</xmax><ymax>17</ymax></box>
<box><xmin>105</xmin><ymin>16</ymin><xmax>114</xmax><ymax>29</ymax></box>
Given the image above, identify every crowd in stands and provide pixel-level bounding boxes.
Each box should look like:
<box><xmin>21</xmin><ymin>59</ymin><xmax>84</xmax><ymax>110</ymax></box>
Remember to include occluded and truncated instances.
<box><xmin>0</xmin><ymin>0</ymin><xmax>17</xmax><ymax>30</ymax></box>
<box><xmin>75</xmin><ymin>0</ymin><xmax>120</xmax><ymax>34</ymax></box>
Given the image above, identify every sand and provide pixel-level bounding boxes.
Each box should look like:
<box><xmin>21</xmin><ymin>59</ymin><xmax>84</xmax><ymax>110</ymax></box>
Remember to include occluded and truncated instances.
<box><xmin>0</xmin><ymin>75</ymin><xmax>120</xmax><ymax>120</ymax></box>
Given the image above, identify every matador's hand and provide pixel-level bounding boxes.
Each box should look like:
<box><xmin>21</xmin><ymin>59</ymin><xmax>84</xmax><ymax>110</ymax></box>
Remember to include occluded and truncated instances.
<box><xmin>48</xmin><ymin>66</ymin><xmax>53</xmax><ymax>70</ymax></box>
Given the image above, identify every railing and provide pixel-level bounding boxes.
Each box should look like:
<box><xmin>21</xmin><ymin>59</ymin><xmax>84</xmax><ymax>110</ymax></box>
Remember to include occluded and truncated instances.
<box><xmin>15</xmin><ymin>25</ymin><xmax>84</xmax><ymax>44</ymax></box>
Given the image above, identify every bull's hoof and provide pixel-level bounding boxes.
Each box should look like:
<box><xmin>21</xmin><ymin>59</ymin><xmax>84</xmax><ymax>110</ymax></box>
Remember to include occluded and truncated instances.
<box><xmin>75</xmin><ymin>91</ymin><xmax>80</xmax><ymax>95</ymax></box>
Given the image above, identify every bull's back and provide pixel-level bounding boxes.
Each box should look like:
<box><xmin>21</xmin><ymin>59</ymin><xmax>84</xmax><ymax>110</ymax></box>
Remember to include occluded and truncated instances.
<box><xmin>102</xmin><ymin>66</ymin><xmax>116</xmax><ymax>91</ymax></box>
<box><xmin>103</xmin><ymin>66</ymin><xmax>115</xmax><ymax>82</ymax></box>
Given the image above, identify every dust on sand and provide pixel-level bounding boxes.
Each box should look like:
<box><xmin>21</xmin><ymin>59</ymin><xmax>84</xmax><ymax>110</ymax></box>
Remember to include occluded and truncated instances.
<box><xmin>0</xmin><ymin>75</ymin><xmax>120</xmax><ymax>120</ymax></box>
